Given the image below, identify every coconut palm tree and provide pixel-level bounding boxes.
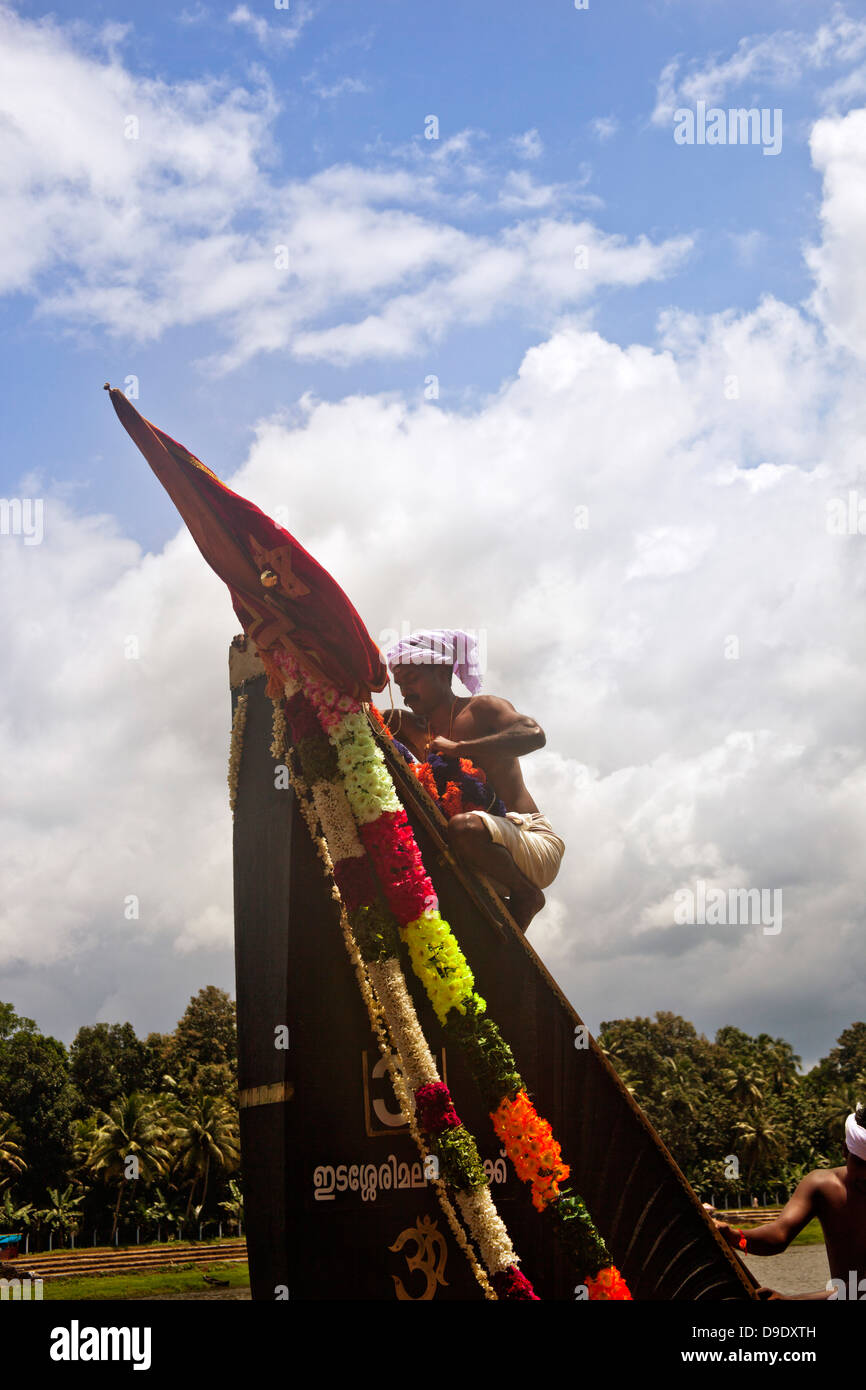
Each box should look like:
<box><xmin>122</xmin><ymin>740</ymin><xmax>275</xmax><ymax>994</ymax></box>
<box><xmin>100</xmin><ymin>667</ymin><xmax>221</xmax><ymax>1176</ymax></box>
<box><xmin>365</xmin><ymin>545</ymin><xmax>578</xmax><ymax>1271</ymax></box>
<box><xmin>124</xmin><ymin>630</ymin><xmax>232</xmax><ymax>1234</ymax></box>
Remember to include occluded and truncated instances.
<box><xmin>86</xmin><ymin>1093</ymin><xmax>172</xmax><ymax>1242</ymax></box>
<box><xmin>734</xmin><ymin>1111</ymin><xmax>784</xmax><ymax>1184</ymax></box>
<box><xmin>660</xmin><ymin>1055</ymin><xmax>706</xmax><ymax>1119</ymax></box>
<box><xmin>172</xmin><ymin>1096</ymin><xmax>240</xmax><ymax>1227</ymax></box>
<box><xmin>823</xmin><ymin>1081</ymin><xmax>863</xmax><ymax>1128</ymax></box>
<box><xmin>721</xmin><ymin>1066</ymin><xmax>765</xmax><ymax>1110</ymax></box>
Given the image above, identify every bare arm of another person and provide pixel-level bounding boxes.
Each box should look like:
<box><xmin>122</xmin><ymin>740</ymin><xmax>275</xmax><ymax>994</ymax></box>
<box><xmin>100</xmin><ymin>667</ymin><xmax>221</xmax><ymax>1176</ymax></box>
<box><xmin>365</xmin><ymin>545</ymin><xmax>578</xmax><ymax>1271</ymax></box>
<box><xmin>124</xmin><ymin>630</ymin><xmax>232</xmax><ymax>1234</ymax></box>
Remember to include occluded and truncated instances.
<box><xmin>714</xmin><ymin>1174</ymin><xmax>835</xmax><ymax>1301</ymax></box>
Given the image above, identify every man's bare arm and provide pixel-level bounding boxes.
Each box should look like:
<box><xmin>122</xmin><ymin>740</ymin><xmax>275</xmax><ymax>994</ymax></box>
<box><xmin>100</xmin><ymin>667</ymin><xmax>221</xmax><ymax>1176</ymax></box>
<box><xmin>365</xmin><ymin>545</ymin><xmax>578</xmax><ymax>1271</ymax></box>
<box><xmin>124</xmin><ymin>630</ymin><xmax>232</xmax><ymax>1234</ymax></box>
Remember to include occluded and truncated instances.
<box><xmin>715</xmin><ymin>1174</ymin><xmax>818</xmax><ymax>1255</ymax></box>
<box><xmin>445</xmin><ymin>696</ymin><xmax>546</xmax><ymax>760</ymax></box>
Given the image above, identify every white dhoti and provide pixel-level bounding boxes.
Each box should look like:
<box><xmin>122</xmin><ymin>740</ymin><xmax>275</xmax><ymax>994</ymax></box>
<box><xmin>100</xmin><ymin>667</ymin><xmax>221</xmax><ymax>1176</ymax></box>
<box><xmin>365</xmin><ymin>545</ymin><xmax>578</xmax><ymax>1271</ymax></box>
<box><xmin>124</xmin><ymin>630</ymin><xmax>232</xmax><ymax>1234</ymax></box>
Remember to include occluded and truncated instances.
<box><xmin>468</xmin><ymin>810</ymin><xmax>565</xmax><ymax>893</ymax></box>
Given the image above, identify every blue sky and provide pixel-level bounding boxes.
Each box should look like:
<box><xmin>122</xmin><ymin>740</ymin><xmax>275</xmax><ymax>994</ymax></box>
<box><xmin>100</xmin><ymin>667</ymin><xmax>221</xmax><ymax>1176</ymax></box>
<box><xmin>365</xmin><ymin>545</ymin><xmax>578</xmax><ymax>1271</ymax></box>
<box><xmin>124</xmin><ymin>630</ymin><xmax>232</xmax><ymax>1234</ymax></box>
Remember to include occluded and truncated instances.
<box><xmin>2</xmin><ymin>0</ymin><xmax>866</xmax><ymax>1069</ymax></box>
<box><xmin>1</xmin><ymin>0</ymin><xmax>832</xmax><ymax>543</ymax></box>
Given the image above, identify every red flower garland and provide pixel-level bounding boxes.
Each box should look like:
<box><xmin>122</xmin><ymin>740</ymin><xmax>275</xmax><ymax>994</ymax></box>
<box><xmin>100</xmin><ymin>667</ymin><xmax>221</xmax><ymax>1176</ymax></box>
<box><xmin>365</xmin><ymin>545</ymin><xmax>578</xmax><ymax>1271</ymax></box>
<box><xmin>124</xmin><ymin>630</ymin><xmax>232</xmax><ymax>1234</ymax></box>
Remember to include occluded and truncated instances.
<box><xmin>415</xmin><ymin>1081</ymin><xmax>462</xmax><ymax>1133</ymax></box>
<box><xmin>331</xmin><ymin>855</ymin><xmax>378</xmax><ymax>912</ymax></box>
<box><xmin>492</xmin><ymin>1266</ymin><xmax>541</xmax><ymax>1301</ymax></box>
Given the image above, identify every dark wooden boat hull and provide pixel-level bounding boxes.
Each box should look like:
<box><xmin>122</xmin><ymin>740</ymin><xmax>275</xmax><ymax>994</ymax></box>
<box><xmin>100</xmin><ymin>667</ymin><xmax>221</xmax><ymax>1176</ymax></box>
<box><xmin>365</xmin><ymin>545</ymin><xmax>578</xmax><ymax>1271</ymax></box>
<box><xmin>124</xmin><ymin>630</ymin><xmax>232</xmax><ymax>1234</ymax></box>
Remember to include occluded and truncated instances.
<box><xmin>231</xmin><ymin>655</ymin><xmax>758</xmax><ymax>1301</ymax></box>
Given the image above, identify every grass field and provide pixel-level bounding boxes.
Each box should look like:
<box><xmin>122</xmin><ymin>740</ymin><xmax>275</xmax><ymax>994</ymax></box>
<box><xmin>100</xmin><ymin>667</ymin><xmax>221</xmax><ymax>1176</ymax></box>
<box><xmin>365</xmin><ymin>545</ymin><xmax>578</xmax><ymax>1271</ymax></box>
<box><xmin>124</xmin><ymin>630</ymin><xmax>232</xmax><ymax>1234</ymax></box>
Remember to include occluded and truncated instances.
<box><xmin>40</xmin><ymin>1262</ymin><xmax>250</xmax><ymax>1300</ymax></box>
<box><xmin>25</xmin><ymin>1212</ymin><xmax>826</xmax><ymax>1297</ymax></box>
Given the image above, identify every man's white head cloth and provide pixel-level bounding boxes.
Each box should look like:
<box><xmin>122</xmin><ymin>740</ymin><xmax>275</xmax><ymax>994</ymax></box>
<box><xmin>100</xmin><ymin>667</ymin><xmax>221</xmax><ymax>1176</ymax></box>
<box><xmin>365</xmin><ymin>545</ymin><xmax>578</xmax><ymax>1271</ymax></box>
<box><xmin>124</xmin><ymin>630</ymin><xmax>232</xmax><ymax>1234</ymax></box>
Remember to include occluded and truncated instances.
<box><xmin>384</xmin><ymin>629</ymin><xmax>483</xmax><ymax>695</ymax></box>
<box><xmin>845</xmin><ymin>1110</ymin><xmax>866</xmax><ymax>1160</ymax></box>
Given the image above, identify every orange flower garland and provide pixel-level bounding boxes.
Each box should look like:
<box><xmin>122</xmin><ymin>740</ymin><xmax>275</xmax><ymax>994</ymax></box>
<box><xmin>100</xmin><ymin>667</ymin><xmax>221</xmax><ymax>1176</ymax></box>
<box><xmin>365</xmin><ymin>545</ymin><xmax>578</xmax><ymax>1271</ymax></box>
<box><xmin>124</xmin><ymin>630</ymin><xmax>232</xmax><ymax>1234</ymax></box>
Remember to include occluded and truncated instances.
<box><xmin>491</xmin><ymin>1090</ymin><xmax>570</xmax><ymax>1212</ymax></box>
<box><xmin>585</xmin><ymin>1266</ymin><xmax>632</xmax><ymax>1301</ymax></box>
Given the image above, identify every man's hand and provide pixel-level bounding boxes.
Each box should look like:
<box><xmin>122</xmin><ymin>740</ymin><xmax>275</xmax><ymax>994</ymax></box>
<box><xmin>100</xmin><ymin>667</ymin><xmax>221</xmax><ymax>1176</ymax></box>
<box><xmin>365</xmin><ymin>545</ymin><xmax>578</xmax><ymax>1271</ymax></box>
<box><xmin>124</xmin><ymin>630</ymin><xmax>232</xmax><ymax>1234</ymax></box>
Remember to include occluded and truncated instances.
<box><xmin>428</xmin><ymin>736</ymin><xmax>461</xmax><ymax>760</ymax></box>
<box><xmin>713</xmin><ymin>1220</ymin><xmax>745</xmax><ymax>1251</ymax></box>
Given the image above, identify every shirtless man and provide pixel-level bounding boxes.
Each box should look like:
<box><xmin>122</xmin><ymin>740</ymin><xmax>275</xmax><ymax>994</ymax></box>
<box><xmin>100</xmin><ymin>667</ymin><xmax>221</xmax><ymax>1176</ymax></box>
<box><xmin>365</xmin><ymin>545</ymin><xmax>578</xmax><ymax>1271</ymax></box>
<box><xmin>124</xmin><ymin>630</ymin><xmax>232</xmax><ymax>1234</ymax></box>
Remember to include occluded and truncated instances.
<box><xmin>382</xmin><ymin>629</ymin><xmax>564</xmax><ymax>931</ymax></box>
<box><xmin>714</xmin><ymin>1105</ymin><xmax>866</xmax><ymax>1300</ymax></box>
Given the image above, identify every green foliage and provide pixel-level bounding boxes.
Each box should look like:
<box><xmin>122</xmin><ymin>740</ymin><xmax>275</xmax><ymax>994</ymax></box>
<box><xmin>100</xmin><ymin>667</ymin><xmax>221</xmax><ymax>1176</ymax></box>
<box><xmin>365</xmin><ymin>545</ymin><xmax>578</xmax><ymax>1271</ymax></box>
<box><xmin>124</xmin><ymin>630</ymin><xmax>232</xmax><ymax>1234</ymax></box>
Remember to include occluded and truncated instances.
<box><xmin>0</xmin><ymin>1016</ymin><xmax>76</xmax><ymax>1200</ymax></box>
<box><xmin>2</xmin><ymin>987</ymin><xmax>861</xmax><ymax>1232</ymax></box>
<box><xmin>599</xmin><ymin>1011</ymin><xmax>864</xmax><ymax>1198</ymax></box>
<box><xmin>433</xmin><ymin>1126</ymin><xmax>488</xmax><ymax>1190</ymax></box>
<box><xmin>70</xmin><ymin>1022</ymin><xmax>149</xmax><ymax>1116</ymax></box>
<box><xmin>0</xmin><ymin>1003</ymin><xmax>37</xmax><ymax>1039</ymax></box>
<box><xmin>828</xmin><ymin>1023</ymin><xmax>866</xmax><ymax>1084</ymax></box>
<box><xmin>551</xmin><ymin>1190</ymin><xmax>611</xmax><ymax>1278</ymax></box>
<box><xmin>168</xmin><ymin>987</ymin><xmax>237</xmax><ymax>1072</ymax></box>
<box><xmin>445</xmin><ymin>1000</ymin><xmax>523</xmax><ymax>1109</ymax></box>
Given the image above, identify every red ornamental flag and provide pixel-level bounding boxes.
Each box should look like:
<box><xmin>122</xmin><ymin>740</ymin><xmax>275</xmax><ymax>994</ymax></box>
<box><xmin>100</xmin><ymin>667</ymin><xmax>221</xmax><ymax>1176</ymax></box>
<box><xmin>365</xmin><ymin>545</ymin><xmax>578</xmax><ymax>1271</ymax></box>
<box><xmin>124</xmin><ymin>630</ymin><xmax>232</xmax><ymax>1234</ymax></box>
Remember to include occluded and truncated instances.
<box><xmin>105</xmin><ymin>386</ymin><xmax>388</xmax><ymax>700</ymax></box>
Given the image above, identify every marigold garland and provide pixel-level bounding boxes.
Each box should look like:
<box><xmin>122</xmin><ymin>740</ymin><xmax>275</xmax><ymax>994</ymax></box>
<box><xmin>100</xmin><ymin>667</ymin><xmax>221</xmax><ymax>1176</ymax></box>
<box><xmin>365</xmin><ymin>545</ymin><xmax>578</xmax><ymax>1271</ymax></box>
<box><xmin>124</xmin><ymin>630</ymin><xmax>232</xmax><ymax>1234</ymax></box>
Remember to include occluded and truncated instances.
<box><xmin>585</xmin><ymin>1265</ymin><xmax>632</xmax><ymax>1301</ymax></box>
<box><xmin>491</xmin><ymin>1090</ymin><xmax>570</xmax><ymax>1212</ymax></box>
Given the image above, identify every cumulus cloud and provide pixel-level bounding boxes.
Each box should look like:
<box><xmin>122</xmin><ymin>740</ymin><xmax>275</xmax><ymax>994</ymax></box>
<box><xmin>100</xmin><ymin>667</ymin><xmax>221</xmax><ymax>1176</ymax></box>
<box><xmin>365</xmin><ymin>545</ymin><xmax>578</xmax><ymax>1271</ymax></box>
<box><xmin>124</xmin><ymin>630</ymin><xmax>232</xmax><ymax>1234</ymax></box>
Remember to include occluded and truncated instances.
<box><xmin>3</xmin><ymin>6</ymin><xmax>866</xmax><ymax>1062</ymax></box>
<box><xmin>4</xmin><ymin>85</ymin><xmax>866</xmax><ymax>1052</ymax></box>
<box><xmin>0</xmin><ymin>7</ymin><xmax>686</xmax><ymax>374</ymax></box>
<box><xmin>805</xmin><ymin>107</ymin><xmax>866</xmax><ymax>359</ymax></box>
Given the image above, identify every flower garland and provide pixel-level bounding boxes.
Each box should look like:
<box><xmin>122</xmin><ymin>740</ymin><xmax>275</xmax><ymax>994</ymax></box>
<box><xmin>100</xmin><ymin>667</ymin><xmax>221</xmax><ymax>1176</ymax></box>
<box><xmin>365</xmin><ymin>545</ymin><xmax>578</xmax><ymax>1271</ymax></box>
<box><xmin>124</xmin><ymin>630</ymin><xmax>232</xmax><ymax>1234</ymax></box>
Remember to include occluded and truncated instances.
<box><xmin>368</xmin><ymin>715</ymin><xmax>507</xmax><ymax>822</ymax></box>
<box><xmin>278</xmin><ymin>731</ymin><xmax>497</xmax><ymax>1302</ymax></box>
<box><xmin>275</xmin><ymin>670</ymin><xmax>537</xmax><ymax>1300</ymax></box>
<box><xmin>274</xmin><ymin>649</ymin><xmax>631</xmax><ymax>1300</ymax></box>
<box><xmin>227</xmin><ymin>693</ymin><xmax>248</xmax><ymax>817</ymax></box>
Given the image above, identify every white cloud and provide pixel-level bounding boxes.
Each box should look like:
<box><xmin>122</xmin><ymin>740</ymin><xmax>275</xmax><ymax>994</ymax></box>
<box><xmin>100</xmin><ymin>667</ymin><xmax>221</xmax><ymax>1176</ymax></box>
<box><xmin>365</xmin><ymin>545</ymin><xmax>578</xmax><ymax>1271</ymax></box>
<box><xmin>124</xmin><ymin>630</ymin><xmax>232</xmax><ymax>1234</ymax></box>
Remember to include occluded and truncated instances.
<box><xmin>4</xmin><ymin>8</ymin><xmax>866</xmax><ymax>1057</ymax></box>
<box><xmin>0</xmin><ymin>11</ymin><xmax>684</xmax><ymax>373</ymax></box>
<box><xmin>510</xmin><ymin>128</ymin><xmax>543</xmax><ymax>159</ymax></box>
<box><xmin>805</xmin><ymin>107</ymin><xmax>866</xmax><ymax>359</ymax></box>
<box><xmin>727</xmin><ymin>228</ymin><xmax>765</xmax><ymax>266</ymax></box>
<box><xmin>228</xmin><ymin>1</ymin><xmax>315</xmax><ymax>49</ymax></box>
<box><xmin>309</xmin><ymin>75</ymin><xmax>369</xmax><ymax>99</ymax></box>
<box><xmin>5</xmin><ymin>166</ymin><xmax>866</xmax><ymax>1047</ymax></box>
<box><xmin>590</xmin><ymin>115</ymin><xmax>619</xmax><ymax>142</ymax></box>
<box><xmin>651</xmin><ymin>7</ymin><xmax>866</xmax><ymax>126</ymax></box>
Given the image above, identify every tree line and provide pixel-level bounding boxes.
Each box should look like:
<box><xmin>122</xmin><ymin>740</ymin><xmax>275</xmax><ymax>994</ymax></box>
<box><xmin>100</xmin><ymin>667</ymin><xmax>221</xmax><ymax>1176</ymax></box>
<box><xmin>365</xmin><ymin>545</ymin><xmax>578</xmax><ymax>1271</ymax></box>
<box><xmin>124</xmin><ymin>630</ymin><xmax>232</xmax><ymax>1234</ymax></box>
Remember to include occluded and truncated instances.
<box><xmin>0</xmin><ymin>987</ymin><xmax>241</xmax><ymax>1247</ymax></box>
<box><xmin>1</xmin><ymin>992</ymin><xmax>863</xmax><ymax>1245</ymax></box>
<box><xmin>598</xmin><ymin>1013</ymin><xmax>866</xmax><ymax>1202</ymax></box>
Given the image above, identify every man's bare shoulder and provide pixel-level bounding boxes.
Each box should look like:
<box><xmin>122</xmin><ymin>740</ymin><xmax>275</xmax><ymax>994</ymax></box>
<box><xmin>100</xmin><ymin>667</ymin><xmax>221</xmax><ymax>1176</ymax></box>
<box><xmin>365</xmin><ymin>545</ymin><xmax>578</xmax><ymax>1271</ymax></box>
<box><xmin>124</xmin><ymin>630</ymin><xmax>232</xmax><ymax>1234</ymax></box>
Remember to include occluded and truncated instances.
<box><xmin>799</xmin><ymin>1167</ymin><xmax>846</xmax><ymax>1203</ymax></box>
<box><xmin>461</xmin><ymin>694</ymin><xmax>519</xmax><ymax>726</ymax></box>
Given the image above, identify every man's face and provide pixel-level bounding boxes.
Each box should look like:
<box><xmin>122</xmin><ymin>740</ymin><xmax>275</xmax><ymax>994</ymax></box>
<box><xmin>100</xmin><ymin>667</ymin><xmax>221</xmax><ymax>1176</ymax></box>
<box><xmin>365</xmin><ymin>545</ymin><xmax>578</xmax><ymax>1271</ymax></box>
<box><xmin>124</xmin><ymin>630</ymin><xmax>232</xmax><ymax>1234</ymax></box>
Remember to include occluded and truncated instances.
<box><xmin>846</xmin><ymin>1149</ymin><xmax>866</xmax><ymax>1195</ymax></box>
<box><xmin>391</xmin><ymin>664</ymin><xmax>450</xmax><ymax>718</ymax></box>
